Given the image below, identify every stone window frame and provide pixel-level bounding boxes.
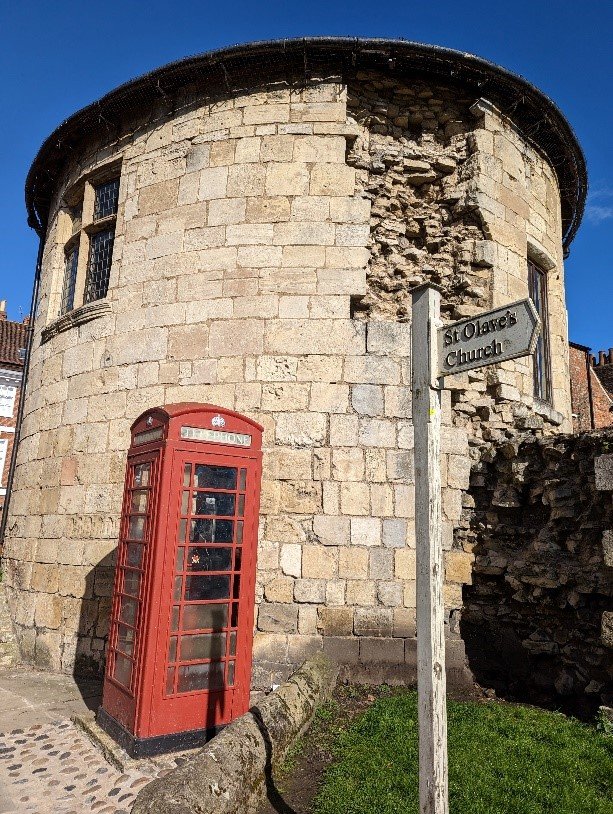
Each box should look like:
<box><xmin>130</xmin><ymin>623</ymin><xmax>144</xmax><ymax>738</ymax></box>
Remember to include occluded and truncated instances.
<box><xmin>43</xmin><ymin>161</ymin><xmax>122</xmax><ymax>343</ymax></box>
<box><xmin>528</xmin><ymin>257</ymin><xmax>553</xmax><ymax>405</ymax></box>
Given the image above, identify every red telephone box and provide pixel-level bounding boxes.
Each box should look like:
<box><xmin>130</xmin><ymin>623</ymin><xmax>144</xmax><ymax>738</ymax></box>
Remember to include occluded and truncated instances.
<box><xmin>98</xmin><ymin>403</ymin><xmax>263</xmax><ymax>756</ymax></box>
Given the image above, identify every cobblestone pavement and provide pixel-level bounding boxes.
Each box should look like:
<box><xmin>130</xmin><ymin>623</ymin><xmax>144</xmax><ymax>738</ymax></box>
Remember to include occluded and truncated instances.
<box><xmin>0</xmin><ymin>669</ymin><xmax>198</xmax><ymax>814</ymax></box>
<box><xmin>0</xmin><ymin>718</ymin><xmax>200</xmax><ymax>814</ymax></box>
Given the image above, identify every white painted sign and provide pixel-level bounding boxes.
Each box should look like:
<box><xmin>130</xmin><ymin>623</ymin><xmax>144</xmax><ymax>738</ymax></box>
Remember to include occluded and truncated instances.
<box><xmin>180</xmin><ymin>426</ymin><xmax>251</xmax><ymax>447</ymax></box>
<box><xmin>437</xmin><ymin>298</ymin><xmax>540</xmax><ymax>376</ymax></box>
<box><xmin>0</xmin><ymin>385</ymin><xmax>16</xmax><ymax>418</ymax></box>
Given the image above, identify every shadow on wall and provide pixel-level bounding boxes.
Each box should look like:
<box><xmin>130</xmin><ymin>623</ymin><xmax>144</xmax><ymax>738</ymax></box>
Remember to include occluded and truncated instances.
<box><xmin>459</xmin><ymin>432</ymin><xmax>613</xmax><ymax>720</ymax></box>
<box><xmin>71</xmin><ymin>550</ymin><xmax>115</xmax><ymax>704</ymax></box>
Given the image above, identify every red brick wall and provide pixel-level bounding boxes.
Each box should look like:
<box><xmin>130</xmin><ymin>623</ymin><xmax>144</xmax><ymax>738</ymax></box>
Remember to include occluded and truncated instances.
<box><xmin>569</xmin><ymin>344</ymin><xmax>613</xmax><ymax>431</ymax></box>
<box><xmin>0</xmin><ymin>378</ymin><xmax>22</xmax><ymax>511</ymax></box>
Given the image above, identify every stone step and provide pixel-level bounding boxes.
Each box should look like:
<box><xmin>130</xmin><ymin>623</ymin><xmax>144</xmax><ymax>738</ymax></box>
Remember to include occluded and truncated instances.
<box><xmin>0</xmin><ymin>582</ymin><xmax>19</xmax><ymax>667</ymax></box>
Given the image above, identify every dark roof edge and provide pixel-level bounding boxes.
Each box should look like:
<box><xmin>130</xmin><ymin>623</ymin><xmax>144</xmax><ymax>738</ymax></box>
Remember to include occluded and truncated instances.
<box><xmin>569</xmin><ymin>340</ymin><xmax>592</xmax><ymax>352</ymax></box>
<box><xmin>25</xmin><ymin>36</ymin><xmax>587</xmax><ymax>249</ymax></box>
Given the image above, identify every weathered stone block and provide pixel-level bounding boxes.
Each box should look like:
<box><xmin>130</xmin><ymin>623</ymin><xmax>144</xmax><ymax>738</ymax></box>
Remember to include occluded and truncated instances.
<box><xmin>275</xmin><ymin>413</ymin><xmax>327</xmax><ymax>447</ymax></box>
<box><xmin>386</xmin><ymin>450</ymin><xmax>413</xmax><ymax>481</ymax></box>
<box><xmin>354</xmin><ymin>608</ymin><xmax>393</xmax><ymax>637</ymax></box>
<box><xmin>332</xmin><ymin>449</ymin><xmax>364</xmax><ymax>482</ymax></box>
<box><xmin>279</xmin><ymin>544</ymin><xmax>302</xmax><ymax>578</ymax></box>
<box><xmin>310</xmin><ymin>164</ymin><xmax>355</xmax><ymax>196</ymax></box>
<box><xmin>345</xmin><ymin>580</ymin><xmax>376</xmax><ymax>606</ymax></box>
<box><xmin>338</xmin><ymin>547</ymin><xmax>369</xmax><ymax>580</ymax></box>
<box><xmin>395</xmin><ymin>549</ymin><xmax>416</xmax><ymax>580</ymax></box>
<box><xmin>264</xmin><ymin>577</ymin><xmax>295</xmax><ymax>603</ymax></box>
<box><xmin>359</xmin><ymin>419</ymin><xmax>396</xmax><ymax>448</ymax></box>
<box><xmin>258</xmin><ymin>603</ymin><xmax>298</xmax><ymax>633</ymax></box>
<box><xmin>366</xmin><ymin>321</ymin><xmax>411</xmax><ymax>355</ymax></box>
<box><xmin>351</xmin><ymin>384</ymin><xmax>384</xmax><ymax>416</ymax></box>
<box><xmin>266</xmin><ymin>163</ymin><xmax>310</xmax><ymax>196</ymax></box>
<box><xmin>279</xmin><ymin>481</ymin><xmax>322</xmax><ymax>514</ymax></box>
<box><xmin>302</xmin><ymin>546</ymin><xmax>336</xmax><ymax>579</ymax></box>
<box><xmin>294</xmin><ymin>579</ymin><xmax>326</xmax><ymax>604</ymax></box>
<box><xmin>360</xmin><ymin>637</ymin><xmax>405</xmax><ymax>663</ymax></box>
<box><xmin>369</xmin><ymin>549</ymin><xmax>394</xmax><ymax>580</ymax></box>
<box><xmin>376</xmin><ymin>582</ymin><xmax>403</xmax><ymax>607</ymax></box>
<box><xmin>393</xmin><ymin>608</ymin><xmax>416</xmax><ymax>638</ymax></box>
<box><xmin>323</xmin><ymin>636</ymin><xmax>359</xmax><ymax>664</ymax></box>
<box><xmin>208</xmin><ymin>320</ymin><xmax>264</xmax><ymax>357</ymax></box>
<box><xmin>308</xmin><ymin>382</ymin><xmax>349</xmax><ymax>414</ymax></box>
<box><xmin>383</xmin><ymin>519</ymin><xmax>408</xmax><ymax>549</ymax></box>
<box><xmin>312</xmin><ymin>515</ymin><xmax>350</xmax><ymax>547</ymax></box>
<box><xmin>444</xmin><ymin>551</ymin><xmax>474</xmax><ymax>584</ymax></box>
<box><xmin>340</xmin><ymin>482</ymin><xmax>370</xmax><ymax>515</ymax></box>
<box><xmin>329</xmin><ymin>415</ymin><xmax>358</xmax><ymax>447</ymax></box>
<box><xmin>350</xmin><ymin>516</ymin><xmax>381</xmax><ymax>546</ymax></box>
<box><xmin>318</xmin><ymin>607</ymin><xmax>353</xmax><ymax>636</ymax></box>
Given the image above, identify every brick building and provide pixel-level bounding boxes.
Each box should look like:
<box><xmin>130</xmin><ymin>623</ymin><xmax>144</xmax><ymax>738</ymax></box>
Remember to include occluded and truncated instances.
<box><xmin>2</xmin><ymin>39</ymin><xmax>587</xmax><ymax>689</ymax></box>
<box><xmin>0</xmin><ymin>302</ymin><xmax>29</xmax><ymax>512</ymax></box>
<box><xmin>592</xmin><ymin>348</ymin><xmax>613</xmax><ymax>400</ymax></box>
<box><xmin>569</xmin><ymin>341</ymin><xmax>613</xmax><ymax>431</ymax></box>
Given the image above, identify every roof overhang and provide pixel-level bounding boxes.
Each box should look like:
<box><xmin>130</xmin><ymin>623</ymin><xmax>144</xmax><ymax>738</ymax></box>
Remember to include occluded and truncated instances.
<box><xmin>25</xmin><ymin>37</ymin><xmax>587</xmax><ymax>250</ymax></box>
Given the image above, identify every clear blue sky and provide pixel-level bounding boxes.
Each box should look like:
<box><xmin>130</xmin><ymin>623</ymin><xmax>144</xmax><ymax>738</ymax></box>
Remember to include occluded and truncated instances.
<box><xmin>1</xmin><ymin>0</ymin><xmax>611</xmax><ymax>351</ymax></box>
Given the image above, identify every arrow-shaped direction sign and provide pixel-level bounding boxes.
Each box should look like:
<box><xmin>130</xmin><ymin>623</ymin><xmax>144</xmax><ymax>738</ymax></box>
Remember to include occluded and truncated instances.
<box><xmin>437</xmin><ymin>298</ymin><xmax>540</xmax><ymax>377</ymax></box>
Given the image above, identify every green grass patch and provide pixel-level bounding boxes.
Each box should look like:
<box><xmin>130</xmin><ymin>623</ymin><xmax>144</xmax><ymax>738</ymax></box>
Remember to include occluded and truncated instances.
<box><xmin>313</xmin><ymin>692</ymin><xmax>613</xmax><ymax>814</ymax></box>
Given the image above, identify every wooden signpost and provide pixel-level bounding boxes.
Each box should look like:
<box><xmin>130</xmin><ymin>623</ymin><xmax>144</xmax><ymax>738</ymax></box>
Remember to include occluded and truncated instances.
<box><xmin>411</xmin><ymin>285</ymin><xmax>540</xmax><ymax>814</ymax></box>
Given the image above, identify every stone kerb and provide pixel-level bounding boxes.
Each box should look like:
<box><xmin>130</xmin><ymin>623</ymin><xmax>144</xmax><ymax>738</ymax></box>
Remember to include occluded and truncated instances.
<box><xmin>595</xmin><ymin>453</ymin><xmax>613</xmax><ymax>648</ymax></box>
<box><xmin>131</xmin><ymin>653</ymin><xmax>339</xmax><ymax>814</ymax></box>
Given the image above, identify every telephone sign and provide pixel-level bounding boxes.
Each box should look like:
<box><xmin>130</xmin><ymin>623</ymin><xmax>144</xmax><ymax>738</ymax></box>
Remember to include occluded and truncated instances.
<box><xmin>99</xmin><ymin>403</ymin><xmax>263</xmax><ymax>757</ymax></box>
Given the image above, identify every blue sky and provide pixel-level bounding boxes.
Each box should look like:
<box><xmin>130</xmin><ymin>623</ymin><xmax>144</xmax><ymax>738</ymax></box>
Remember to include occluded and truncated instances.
<box><xmin>1</xmin><ymin>0</ymin><xmax>611</xmax><ymax>351</ymax></box>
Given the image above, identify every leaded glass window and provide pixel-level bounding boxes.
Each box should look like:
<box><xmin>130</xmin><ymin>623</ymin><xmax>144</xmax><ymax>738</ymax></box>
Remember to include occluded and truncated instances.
<box><xmin>60</xmin><ymin>246</ymin><xmax>79</xmax><ymax>315</ymax></box>
<box><xmin>93</xmin><ymin>178</ymin><xmax>120</xmax><ymax>221</ymax></box>
<box><xmin>84</xmin><ymin>229</ymin><xmax>115</xmax><ymax>304</ymax></box>
<box><xmin>528</xmin><ymin>260</ymin><xmax>551</xmax><ymax>403</ymax></box>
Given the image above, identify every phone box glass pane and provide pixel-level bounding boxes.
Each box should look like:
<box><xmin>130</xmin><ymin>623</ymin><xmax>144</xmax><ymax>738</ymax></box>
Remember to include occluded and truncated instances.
<box><xmin>180</xmin><ymin>632</ymin><xmax>226</xmax><ymax>661</ymax></box>
<box><xmin>117</xmin><ymin>625</ymin><xmax>136</xmax><ymax>656</ymax></box>
<box><xmin>178</xmin><ymin>662</ymin><xmax>224</xmax><ymax>693</ymax></box>
<box><xmin>181</xmin><ymin>603</ymin><xmax>228</xmax><ymax>632</ymax></box>
<box><xmin>133</xmin><ymin>463</ymin><xmax>150</xmax><ymax>487</ymax></box>
<box><xmin>187</xmin><ymin>547</ymin><xmax>232</xmax><ymax>572</ymax></box>
<box><xmin>194</xmin><ymin>465</ymin><xmax>237</xmax><ymax>490</ymax></box>
<box><xmin>125</xmin><ymin>544</ymin><xmax>144</xmax><ymax>568</ymax></box>
<box><xmin>122</xmin><ymin>570</ymin><xmax>141</xmax><ymax>597</ymax></box>
<box><xmin>193</xmin><ymin>492</ymin><xmax>235</xmax><ymax>517</ymax></box>
<box><xmin>184</xmin><ymin>575</ymin><xmax>230</xmax><ymax>601</ymax></box>
<box><xmin>113</xmin><ymin>654</ymin><xmax>132</xmax><ymax>687</ymax></box>
<box><xmin>190</xmin><ymin>519</ymin><xmax>233</xmax><ymax>543</ymax></box>
<box><xmin>128</xmin><ymin>516</ymin><xmax>145</xmax><ymax>540</ymax></box>
<box><xmin>119</xmin><ymin>597</ymin><xmax>138</xmax><ymax>626</ymax></box>
<box><xmin>130</xmin><ymin>489</ymin><xmax>148</xmax><ymax>513</ymax></box>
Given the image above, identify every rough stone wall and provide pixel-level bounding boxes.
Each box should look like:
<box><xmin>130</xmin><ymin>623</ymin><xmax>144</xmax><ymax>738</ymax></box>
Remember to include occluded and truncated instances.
<box><xmin>569</xmin><ymin>344</ymin><xmax>613</xmax><ymax>431</ymax></box>
<box><xmin>2</xmin><ymin>72</ymin><xmax>572</xmax><ymax>685</ymax></box>
<box><xmin>461</xmin><ymin>431</ymin><xmax>613</xmax><ymax>717</ymax></box>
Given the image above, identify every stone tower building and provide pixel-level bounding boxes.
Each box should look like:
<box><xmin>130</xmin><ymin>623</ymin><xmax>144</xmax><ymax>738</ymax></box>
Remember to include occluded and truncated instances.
<box><xmin>2</xmin><ymin>39</ymin><xmax>586</xmax><ymax>688</ymax></box>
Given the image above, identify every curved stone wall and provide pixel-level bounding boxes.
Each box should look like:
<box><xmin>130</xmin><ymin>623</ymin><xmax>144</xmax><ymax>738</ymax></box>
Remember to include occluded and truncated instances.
<box><xmin>3</xmin><ymin>64</ymin><xmax>572</xmax><ymax>681</ymax></box>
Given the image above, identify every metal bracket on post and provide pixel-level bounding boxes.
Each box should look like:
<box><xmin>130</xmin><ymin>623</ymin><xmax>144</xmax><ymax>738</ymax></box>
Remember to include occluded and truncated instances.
<box><xmin>411</xmin><ymin>284</ymin><xmax>449</xmax><ymax>814</ymax></box>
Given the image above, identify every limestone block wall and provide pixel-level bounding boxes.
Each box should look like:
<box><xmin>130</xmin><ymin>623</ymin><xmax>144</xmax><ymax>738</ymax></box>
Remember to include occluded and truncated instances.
<box><xmin>2</xmin><ymin>69</ymin><xmax>573</xmax><ymax>684</ymax></box>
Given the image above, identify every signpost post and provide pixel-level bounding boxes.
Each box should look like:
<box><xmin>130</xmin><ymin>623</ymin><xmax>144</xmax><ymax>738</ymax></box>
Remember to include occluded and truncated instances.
<box><xmin>411</xmin><ymin>286</ymin><xmax>540</xmax><ymax>814</ymax></box>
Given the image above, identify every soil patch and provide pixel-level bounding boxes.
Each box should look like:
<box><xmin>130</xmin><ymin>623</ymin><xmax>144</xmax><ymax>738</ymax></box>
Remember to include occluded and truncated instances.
<box><xmin>256</xmin><ymin>683</ymin><xmax>397</xmax><ymax>814</ymax></box>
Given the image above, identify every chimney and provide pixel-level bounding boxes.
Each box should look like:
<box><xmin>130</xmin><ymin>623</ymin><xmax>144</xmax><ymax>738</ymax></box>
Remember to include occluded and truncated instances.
<box><xmin>0</xmin><ymin>300</ymin><xmax>6</xmax><ymax>321</ymax></box>
<box><xmin>599</xmin><ymin>351</ymin><xmax>607</xmax><ymax>366</ymax></box>
<box><xmin>22</xmin><ymin>315</ymin><xmax>30</xmax><ymax>326</ymax></box>
<box><xmin>609</xmin><ymin>348</ymin><xmax>613</xmax><ymax>365</ymax></box>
